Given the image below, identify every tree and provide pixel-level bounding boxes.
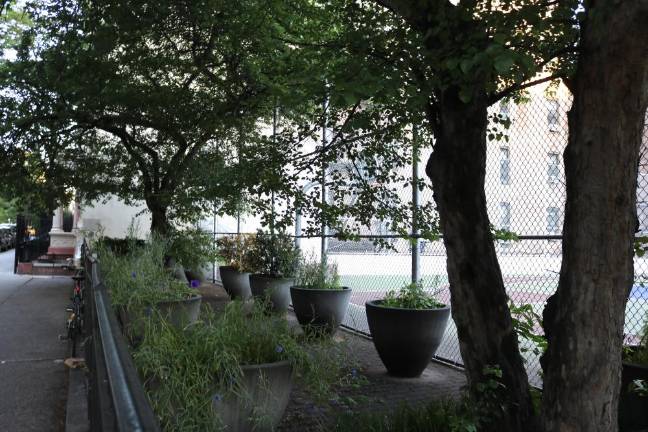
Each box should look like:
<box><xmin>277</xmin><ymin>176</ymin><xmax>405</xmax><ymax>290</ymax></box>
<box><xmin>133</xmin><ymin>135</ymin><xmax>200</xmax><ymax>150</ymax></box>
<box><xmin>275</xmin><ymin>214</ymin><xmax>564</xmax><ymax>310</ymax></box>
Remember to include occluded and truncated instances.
<box><xmin>541</xmin><ymin>1</ymin><xmax>648</xmax><ymax>431</ymax></box>
<box><xmin>262</xmin><ymin>1</ymin><xmax>578</xmax><ymax>430</ymax></box>
<box><xmin>1</xmin><ymin>0</ymin><xmax>292</xmax><ymax>234</ymax></box>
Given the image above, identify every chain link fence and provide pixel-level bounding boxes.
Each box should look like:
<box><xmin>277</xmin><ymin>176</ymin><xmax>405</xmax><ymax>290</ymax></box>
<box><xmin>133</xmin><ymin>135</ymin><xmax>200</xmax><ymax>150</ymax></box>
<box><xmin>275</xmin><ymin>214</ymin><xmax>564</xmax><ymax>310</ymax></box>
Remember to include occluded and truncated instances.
<box><xmin>209</xmin><ymin>84</ymin><xmax>648</xmax><ymax>388</ymax></box>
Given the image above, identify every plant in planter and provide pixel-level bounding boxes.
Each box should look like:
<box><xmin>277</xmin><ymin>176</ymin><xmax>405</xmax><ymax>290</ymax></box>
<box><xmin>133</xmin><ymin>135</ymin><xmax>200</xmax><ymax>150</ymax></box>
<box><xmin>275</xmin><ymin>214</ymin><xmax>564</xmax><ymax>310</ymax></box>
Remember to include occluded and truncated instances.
<box><xmin>620</xmin><ymin>313</ymin><xmax>648</xmax><ymax>431</ymax></box>
<box><xmin>290</xmin><ymin>255</ymin><xmax>352</xmax><ymax>336</ymax></box>
<box><xmin>366</xmin><ymin>280</ymin><xmax>450</xmax><ymax>377</ymax></box>
<box><xmin>98</xmin><ymin>237</ymin><xmax>202</xmax><ymax>340</ymax></box>
<box><xmin>134</xmin><ymin>301</ymin><xmax>355</xmax><ymax>431</ymax></box>
<box><xmin>168</xmin><ymin>227</ymin><xmax>218</xmax><ymax>283</ymax></box>
<box><xmin>216</xmin><ymin>234</ymin><xmax>256</xmax><ymax>300</ymax></box>
<box><xmin>247</xmin><ymin>231</ymin><xmax>301</xmax><ymax>313</ymax></box>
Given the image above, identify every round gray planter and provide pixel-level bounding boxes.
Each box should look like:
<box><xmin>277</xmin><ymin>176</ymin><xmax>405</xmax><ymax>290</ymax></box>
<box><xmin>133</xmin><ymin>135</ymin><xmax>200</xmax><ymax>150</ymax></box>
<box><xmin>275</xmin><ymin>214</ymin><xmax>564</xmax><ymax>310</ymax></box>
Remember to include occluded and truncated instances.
<box><xmin>219</xmin><ymin>266</ymin><xmax>252</xmax><ymax>300</ymax></box>
<box><xmin>366</xmin><ymin>300</ymin><xmax>450</xmax><ymax>377</ymax></box>
<box><xmin>250</xmin><ymin>274</ymin><xmax>293</xmax><ymax>313</ymax></box>
<box><xmin>212</xmin><ymin>360</ymin><xmax>293</xmax><ymax>432</ymax></box>
<box><xmin>119</xmin><ymin>294</ymin><xmax>202</xmax><ymax>341</ymax></box>
<box><xmin>290</xmin><ymin>286</ymin><xmax>352</xmax><ymax>335</ymax></box>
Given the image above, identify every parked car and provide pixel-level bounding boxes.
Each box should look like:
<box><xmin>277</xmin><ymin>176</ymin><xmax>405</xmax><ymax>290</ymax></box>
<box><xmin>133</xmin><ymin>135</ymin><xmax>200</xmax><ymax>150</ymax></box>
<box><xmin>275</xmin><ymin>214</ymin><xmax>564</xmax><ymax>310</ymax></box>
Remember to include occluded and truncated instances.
<box><xmin>0</xmin><ymin>225</ymin><xmax>17</xmax><ymax>251</ymax></box>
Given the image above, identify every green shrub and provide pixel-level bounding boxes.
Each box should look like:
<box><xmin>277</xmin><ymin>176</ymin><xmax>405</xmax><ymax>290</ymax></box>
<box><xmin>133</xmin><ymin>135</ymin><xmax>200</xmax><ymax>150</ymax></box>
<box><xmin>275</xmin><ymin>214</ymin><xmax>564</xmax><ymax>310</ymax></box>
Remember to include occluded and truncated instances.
<box><xmin>168</xmin><ymin>227</ymin><xmax>218</xmax><ymax>272</ymax></box>
<box><xmin>134</xmin><ymin>302</ymin><xmax>357</xmax><ymax>431</ymax></box>
<box><xmin>97</xmin><ymin>236</ymin><xmax>194</xmax><ymax>310</ymax></box>
<box><xmin>382</xmin><ymin>281</ymin><xmax>444</xmax><ymax>309</ymax></box>
<box><xmin>334</xmin><ymin>399</ymin><xmax>477</xmax><ymax>432</ymax></box>
<box><xmin>295</xmin><ymin>254</ymin><xmax>342</xmax><ymax>289</ymax></box>
<box><xmin>247</xmin><ymin>231</ymin><xmax>301</xmax><ymax>277</ymax></box>
<box><xmin>215</xmin><ymin>234</ymin><xmax>256</xmax><ymax>272</ymax></box>
<box><xmin>626</xmin><ymin>313</ymin><xmax>648</xmax><ymax>365</ymax></box>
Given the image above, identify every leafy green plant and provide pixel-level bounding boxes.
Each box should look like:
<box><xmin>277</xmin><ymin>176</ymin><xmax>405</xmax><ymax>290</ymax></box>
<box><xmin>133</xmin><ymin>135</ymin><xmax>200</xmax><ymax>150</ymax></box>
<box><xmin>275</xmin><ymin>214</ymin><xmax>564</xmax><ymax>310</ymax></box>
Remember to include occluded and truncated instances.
<box><xmin>509</xmin><ymin>302</ymin><xmax>547</xmax><ymax>358</ymax></box>
<box><xmin>215</xmin><ymin>234</ymin><xmax>256</xmax><ymax>272</ymax></box>
<box><xmin>247</xmin><ymin>231</ymin><xmax>301</xmax><ymax>278</ymax></box>
<box><xmin>625</xmin><ymin>312</ymin><xmax>648</xmax><ymax>365</ymax></box>
<box><xmin>382</xmin><ymin>280</ymin><xmax>444</xmax><ymax>310</ymax></box>
<box><xmin>97</xmin><ymin>235</ymin><xmax>194</xmax><ymax>311</ymax></box>
<box><xmin>334</xmin><ymin>398</ymin><xmax>478</xmax><ymax>432</ymax></box>
<box><xmin>295</xmin><ymin>254</ymin><xmax>342</xmax><ymax>290</ymax></box>
<box><xmin>133</xmin><ymin>301</ymin><xmax>356</xmax><ymax>431</ymax></box>
<box><xmin>167</xmin><ymin>227</ymin><xmax>218</xmax><ymax>272</ymax></box>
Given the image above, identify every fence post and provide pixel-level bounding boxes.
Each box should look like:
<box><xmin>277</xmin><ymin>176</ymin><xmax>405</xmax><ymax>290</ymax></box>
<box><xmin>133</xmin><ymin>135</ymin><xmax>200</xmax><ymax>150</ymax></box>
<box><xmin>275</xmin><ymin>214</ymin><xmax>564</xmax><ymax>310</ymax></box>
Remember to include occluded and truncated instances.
<box><xmin>320</xmin><ymin>96</ymin><xmax>329</xmax><ymax>266</ymax></box>
<box><xmin>411</xmin><ymin>125</ymin><xmax>420</xmax><ymax>284</ymax></box>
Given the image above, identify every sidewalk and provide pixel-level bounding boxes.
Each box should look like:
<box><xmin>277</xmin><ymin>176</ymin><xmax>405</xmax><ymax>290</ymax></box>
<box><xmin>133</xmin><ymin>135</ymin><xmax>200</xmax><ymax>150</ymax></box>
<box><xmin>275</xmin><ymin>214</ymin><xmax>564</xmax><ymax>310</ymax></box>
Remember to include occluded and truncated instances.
<box><xmin>0</xmin><ymin>249</ymin><xmax>71</xmax><ymax>432</ymax></box>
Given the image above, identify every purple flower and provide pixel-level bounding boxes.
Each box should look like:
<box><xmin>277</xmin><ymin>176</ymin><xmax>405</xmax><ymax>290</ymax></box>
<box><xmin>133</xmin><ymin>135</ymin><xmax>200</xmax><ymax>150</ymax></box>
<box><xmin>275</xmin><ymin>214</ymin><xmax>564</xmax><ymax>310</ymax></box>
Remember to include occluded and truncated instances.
<box><xmin>275</xmin><ymin>344</ymin><xmax>284</xmax><ymax>354</ymax></box>
<box><xmin>131</xmin><ymin>272</ymin><xmax>137</xmax><ymax>279</ymax></box>
<box><xmin>190</xmin><ymin>279</ymin><xmax>200</xmax><ymax>288</ymax></box>
<box><xmin>212</xmin><ymin>393</ymin><xmax>223</xmax><ymax>403</ymax></box>
<box><xmin>351</xmin><ymin>368</ymin><xmax>358</xmax><ymax>377</ymax></box>
<box><xmin>144</xmin><ymin>307</ymin><xmax>152</xmax><ymax>317</ymax></box>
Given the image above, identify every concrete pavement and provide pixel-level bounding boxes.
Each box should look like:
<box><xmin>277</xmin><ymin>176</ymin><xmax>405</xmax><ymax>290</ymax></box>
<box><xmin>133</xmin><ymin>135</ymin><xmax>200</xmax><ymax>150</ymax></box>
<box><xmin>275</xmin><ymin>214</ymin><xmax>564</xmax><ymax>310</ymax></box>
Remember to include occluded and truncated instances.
<box><xmin>0</xmin><ymin>249</ymin><xmax>70</xmax><ymax>431</ymax></box>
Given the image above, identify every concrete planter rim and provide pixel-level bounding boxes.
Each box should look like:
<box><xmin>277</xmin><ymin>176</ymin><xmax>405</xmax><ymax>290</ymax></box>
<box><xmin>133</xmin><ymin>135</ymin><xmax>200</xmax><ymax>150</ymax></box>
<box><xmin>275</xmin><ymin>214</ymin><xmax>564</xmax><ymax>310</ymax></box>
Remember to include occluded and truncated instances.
<box><xmin>156</xmin><ymin>293</ymin><xmax>202</xmax><ymax>307</ymax></box>
<box><xmin>219</xmin><ymin>265</ymin><xmax>249</xmax><ymax>274</ymax></box>
<box><xmin>239</xmin><ymin>359</ymin><xmax>293</xmax><ymax>370</ymax></box>
<box><xmin>366</xmin><ymin>299</ymin><xmax>450</xmax><ymax>313</ymax></box>
<box><xmin>290</xmin><ymin>285</ymin><xmax>351</xmax><ymax>293</ymax></box>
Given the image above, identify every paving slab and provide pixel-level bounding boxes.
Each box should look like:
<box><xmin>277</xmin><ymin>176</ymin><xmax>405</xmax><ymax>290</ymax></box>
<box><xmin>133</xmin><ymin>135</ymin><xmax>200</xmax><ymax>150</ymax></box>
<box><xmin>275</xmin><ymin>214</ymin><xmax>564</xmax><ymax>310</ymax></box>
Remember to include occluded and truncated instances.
<box><xmin>0</xmin><ymin>249</ymin><xmax>70</xmax><ymax>432</ymax></box>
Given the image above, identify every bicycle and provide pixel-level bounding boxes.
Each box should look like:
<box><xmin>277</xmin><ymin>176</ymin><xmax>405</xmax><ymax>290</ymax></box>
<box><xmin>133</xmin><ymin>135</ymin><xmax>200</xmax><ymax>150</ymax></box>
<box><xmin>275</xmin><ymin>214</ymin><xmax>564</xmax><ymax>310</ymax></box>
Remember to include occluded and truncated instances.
<box><xmin>64</xmin><ymin>268</ymin><xmax>85</xmax><ymax>357</ymax></box>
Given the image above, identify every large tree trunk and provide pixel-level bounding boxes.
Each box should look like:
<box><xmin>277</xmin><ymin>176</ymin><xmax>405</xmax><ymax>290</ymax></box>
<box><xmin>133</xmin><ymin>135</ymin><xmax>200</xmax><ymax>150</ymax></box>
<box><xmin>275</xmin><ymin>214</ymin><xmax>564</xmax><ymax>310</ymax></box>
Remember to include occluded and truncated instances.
<box><xmin>146</xmin><ymin>196</ymin><xmax>171</xmax><ymax>236</ymax></box>
<box><xmin>426</xmin><ymin>87</ymin><xmax>536</xmax><ymax>432</ymax></box>
<box><xmin>541</xmin><ymin>2</ymin><xmax>648</xmax><ymax>431</ymax></box>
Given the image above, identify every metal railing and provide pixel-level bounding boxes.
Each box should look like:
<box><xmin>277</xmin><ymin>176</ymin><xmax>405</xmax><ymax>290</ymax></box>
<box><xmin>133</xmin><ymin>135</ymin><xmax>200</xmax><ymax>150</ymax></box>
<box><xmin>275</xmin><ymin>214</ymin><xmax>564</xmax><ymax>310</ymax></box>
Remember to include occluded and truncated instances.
<box><xmin>83</xmin><ymin>245</ymin><xmax>161</xmax><ymax>432</ymax></box>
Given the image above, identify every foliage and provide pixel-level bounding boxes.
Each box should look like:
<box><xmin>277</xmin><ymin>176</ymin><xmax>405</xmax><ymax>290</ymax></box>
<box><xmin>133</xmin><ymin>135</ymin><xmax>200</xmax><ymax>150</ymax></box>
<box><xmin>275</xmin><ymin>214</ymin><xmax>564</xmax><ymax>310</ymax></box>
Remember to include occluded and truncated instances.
<box><xmin>382</xmin><ymin>280</ymin><xmax>444</xmax><ymax>310</ymax></box>
<box><xmin>334</xmin><ymin>398</ymin><xmax>478</xmax><ymax>432</ymax></box>
<box><xmin>625</xmin><ymin>312</ymin><xmax>648</xmax><ymax>365</ymax></box>
<box><xmin>247</xmin><ymin>231</ymin><xmax>301</xmax><ymax>278</ymax></box>
<box><xmin>509</xmin><ymin>302</ymin><xmax>547</xmax><ymax>358</ymax></box>
<box><xmin>295</xmin><ymin>254</ymin><xmax>342</xmax><ymax>290</ymax></box>
<box><xmin>0</xmin><ymin>195</ymin><xmax>17</xmax><ymax>223</ymax></box>
<box><xmin>97</xmin><ymin>235</ymin><xmax>194</xmax><ymax>310</ymax></box>
<box><xmin>215</xmin><ymin>234</ymin><xmax>256</xmax><ymax>272</ymax></box>
<box><xmin>133</xmin><ymin>301</ymin><xmax>357</xmax><ymax>431</ymax></box>
<box><xmin>167</xmin><ymin>227</ymin><xmax>218</xmax><ymax>272</ymax></box>
<box><xmin>0</xmin><ymin>0</ymin><xmax>303</xmax><ymax>232</ymax></box>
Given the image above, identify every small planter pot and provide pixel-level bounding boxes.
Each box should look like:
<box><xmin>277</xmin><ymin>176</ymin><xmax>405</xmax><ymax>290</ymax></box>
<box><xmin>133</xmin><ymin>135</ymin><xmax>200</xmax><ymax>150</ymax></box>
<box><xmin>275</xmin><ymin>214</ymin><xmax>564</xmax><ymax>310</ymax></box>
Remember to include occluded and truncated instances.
<box><xmin>366</xmin><ymin>300</ymin><xmax>450</xmax><ymax>377</ymax></box>
<box><xmin>619</xmin><ymin>355</ymin><xmax>648</xmax><ymax>431</ymax></box>
<box><xmin>212</xmin><ymin>360</ymin><xmax>293</xmax><ymax>432</ymax></box>
<box><xmin>249</xmin><ymin>274</ymin><xmax>293</xmax><ymax>313</ymax></box>
<box><xmin>290</xmin><ymin>286</ymin><xmax>352</xmax><ymax>335</ymax></box>
<box><xmin>219</xmin><ymin>266</ymin><xmax>252</xmax><ymax>300</ymax></box>
<box><xmin>119</xmin><ymin>294</ymin><xmax>202</xmax><ymax>341</ymax></box>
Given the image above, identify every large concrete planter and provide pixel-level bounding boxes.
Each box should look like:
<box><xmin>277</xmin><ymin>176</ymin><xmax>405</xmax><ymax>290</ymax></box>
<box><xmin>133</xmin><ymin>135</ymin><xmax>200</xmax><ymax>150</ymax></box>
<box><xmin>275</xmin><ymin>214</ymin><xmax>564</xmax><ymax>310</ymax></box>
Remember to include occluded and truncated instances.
<box><xmin>249</xmin><ymin>274</ymin><xmax>293</xmax><ymax>313</ymax></box>
<box><xmin>619</xmin><ymin>354</ymin><xmax>648</xmax><ymax>431</ymax></box>
<box><xmin>219</xmin><ymin>266</ymin><xmax>252</xmax><ymax>300</ymax></box>
<box><xmin>366</xmin><ymin>300</ymin><xmax>450</xmax><ymax>377</ymax></box>
<box><xmin>119</xmin><ymin>294</ymin><xmax>202</xmax><ymax>341</ymax></box>
<box><xmin>290</xmin><ymin>286</ymin><xmax>351</xmax><ymax>335</ymax></box>
<box><xmin>212</xmin><ymin>360</ymin><xmax>293</xmax><ymax>432</ymax></box>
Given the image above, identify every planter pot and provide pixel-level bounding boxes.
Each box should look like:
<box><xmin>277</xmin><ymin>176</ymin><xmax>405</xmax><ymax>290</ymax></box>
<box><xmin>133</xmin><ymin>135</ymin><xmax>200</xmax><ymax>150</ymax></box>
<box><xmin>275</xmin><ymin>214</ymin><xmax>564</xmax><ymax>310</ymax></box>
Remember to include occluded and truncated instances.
<box><xmin>249</xmin><ymin>275</ymin><xmax>293</xmax><ymax>313</ymax></box>
<box><xmin>619</xmin><ymin>355</ymin><xmax>648</xmax><ymax>431</ymax></box>
<box><xmin>119</xmin><ymin>294</ymin><xmax>202</xmax><ymax>341</ymax></box>
<box><xmin>290</xmin><ymin>286</ymin><xmax>352</xmax><ymax>335</ymax></box>
<box><xmin>219</xmin><ymin>266</ymin><xmax>252</xmax><ymax>300</ymax></box>
<box><xmin>212</xmin><ymin>360</ymin><xmax>293</xmax><ymax>432</ymax></box>
<box><xmin>366</xmin><ymin>300</ymin><xmax>450</xmax><ymax>377</ymax></box>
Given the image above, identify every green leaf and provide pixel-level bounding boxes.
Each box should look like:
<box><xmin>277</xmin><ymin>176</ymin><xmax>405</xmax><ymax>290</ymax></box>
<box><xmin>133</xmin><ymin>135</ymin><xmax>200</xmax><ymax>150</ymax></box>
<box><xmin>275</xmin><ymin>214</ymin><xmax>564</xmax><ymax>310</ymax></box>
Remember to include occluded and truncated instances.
<box><xmin>494</xmin><ymin>54</ymin><xmax>515</xmax><ymax>74</ymax></box>
<box><xmin>458</xmin><ymin>87</ymin><xmax>472</xmax><ymax>103</ymax></box>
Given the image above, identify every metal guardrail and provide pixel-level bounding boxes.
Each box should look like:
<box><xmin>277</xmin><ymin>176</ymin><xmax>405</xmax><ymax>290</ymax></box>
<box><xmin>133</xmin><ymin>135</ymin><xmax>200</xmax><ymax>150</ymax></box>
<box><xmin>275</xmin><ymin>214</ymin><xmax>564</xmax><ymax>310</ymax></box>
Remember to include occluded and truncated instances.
<box><xmin>83</xmin><ymin>246</ymin><xmax>160</xmax><ymax>432</ymax></box>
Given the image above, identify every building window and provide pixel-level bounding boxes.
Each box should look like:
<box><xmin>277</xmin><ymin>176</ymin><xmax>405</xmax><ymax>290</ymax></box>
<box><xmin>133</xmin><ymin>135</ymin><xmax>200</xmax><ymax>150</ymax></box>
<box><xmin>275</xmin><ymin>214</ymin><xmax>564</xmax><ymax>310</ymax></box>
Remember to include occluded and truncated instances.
<box><xmin>547</xmin><ymin>206</ymin><xmax>560</xmax><ymax>234</ymax></box>
<box><xmin>499</xmin><ymin>202</ymin><xmax>511</xmax><ymax>231</ymax></box>
<box><xmin>500</xmin><ymin>147</ymin><xmax>510</xmax><ymax>185</ymax></box>
<box><xmin>500</xmin><ymin>101</ymin><xmax>511</xmax><ymax>120</ymax></box>
<box><xmin>547</xmin><ymin>152</ymin><xmax>560</xmax><ymax>185</ymax></box>
<box><xmin>547</xmin><ymin>99</ymin><xmax>560</xmax><ymax>131</ymax></box>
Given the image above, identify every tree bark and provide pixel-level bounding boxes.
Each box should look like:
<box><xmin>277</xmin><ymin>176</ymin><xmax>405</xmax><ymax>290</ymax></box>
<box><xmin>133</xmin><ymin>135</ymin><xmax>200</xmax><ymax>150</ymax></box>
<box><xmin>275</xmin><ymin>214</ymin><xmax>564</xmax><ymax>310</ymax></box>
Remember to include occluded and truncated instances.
<box><xmin>146</xmin><ymin>196</ymin><xmax>171</xmax><ymax>236</ymax></box>
<box><xmin>541</xmin><ymin>2</ymin><xmax>648</xmax><ymax>431</ymax></box>
<box><xmin>426</xmin><ymin>87</ymin><xmax>536</xmax><ymax>432</ymax></box>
